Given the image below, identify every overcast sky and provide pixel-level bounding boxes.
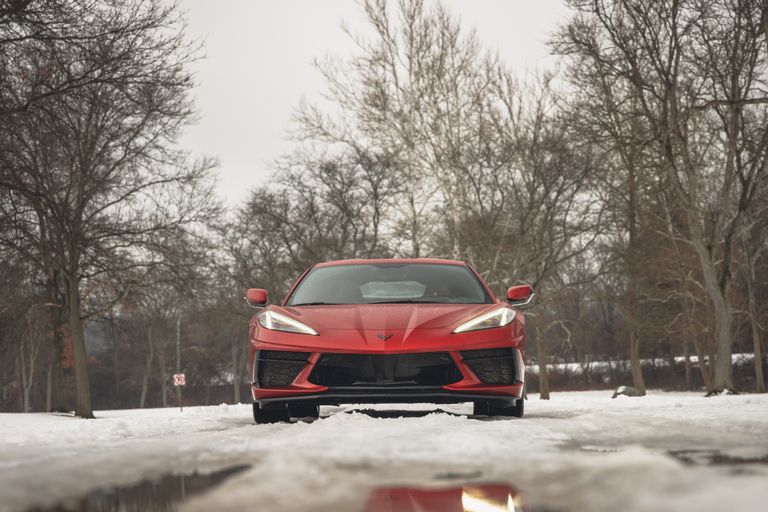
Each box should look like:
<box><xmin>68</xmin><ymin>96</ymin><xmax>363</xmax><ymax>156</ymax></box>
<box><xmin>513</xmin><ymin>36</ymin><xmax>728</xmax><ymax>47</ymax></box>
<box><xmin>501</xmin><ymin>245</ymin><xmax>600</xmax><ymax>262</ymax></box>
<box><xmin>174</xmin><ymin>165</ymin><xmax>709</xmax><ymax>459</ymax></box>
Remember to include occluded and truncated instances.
<box><xmin>178</xmin><ymin>0</ymin><xmax>571</xmax><ymax>207</ymax></box>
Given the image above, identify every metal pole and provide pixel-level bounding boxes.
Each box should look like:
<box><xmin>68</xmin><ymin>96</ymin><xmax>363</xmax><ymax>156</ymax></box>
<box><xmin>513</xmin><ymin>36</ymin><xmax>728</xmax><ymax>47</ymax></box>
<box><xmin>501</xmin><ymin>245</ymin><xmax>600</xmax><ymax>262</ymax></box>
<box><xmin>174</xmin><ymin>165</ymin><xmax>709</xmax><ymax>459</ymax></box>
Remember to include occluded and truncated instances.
<box><xmin>176</xmin><ymin>315</ymin><xmax>182</xmax><ymax>412</ymax></box>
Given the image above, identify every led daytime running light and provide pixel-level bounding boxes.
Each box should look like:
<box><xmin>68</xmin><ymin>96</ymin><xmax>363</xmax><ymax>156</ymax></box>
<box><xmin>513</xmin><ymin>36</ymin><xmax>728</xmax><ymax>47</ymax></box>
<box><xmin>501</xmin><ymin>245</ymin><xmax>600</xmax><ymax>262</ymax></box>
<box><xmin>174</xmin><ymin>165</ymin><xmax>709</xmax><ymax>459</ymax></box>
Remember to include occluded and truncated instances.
<box><xmin>258</xmin><ymin>310</ymin><xmax>318</xmax><ymax>336</ymax></box>
<box><xmin>452</xmin><ymin>307</ymin><xmax>516</xmax><ymax>333</ymax></box>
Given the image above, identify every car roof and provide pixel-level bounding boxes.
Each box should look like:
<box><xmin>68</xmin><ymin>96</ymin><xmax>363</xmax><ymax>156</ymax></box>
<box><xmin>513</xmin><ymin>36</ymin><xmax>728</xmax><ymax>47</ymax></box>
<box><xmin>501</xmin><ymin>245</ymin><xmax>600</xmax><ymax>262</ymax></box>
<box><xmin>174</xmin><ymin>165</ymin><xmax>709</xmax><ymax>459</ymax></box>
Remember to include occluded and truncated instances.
<box><xmin>314</xmin><ymin>258</ymin><xmax>467</xmax><ymax>268</ymax></box>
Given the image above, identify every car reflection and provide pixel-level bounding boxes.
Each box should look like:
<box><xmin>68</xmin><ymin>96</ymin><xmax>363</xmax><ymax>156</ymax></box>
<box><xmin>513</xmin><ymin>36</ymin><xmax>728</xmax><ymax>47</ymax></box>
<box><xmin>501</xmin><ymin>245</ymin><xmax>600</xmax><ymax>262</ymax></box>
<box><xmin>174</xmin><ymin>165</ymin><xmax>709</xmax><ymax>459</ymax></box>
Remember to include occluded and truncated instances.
<box><xmin>365</xmin><ymin>483</ymin><xmax>524</xmax><ymax>512</ymax></box>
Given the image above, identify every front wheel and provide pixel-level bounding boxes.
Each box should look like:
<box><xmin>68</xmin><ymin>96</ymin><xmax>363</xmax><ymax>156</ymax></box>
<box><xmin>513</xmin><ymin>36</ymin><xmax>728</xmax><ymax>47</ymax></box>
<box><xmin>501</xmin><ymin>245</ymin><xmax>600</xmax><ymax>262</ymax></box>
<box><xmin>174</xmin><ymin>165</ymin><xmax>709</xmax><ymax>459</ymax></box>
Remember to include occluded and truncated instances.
<box><xmin>472</xmin><ymin>400</ymin><xmax>490</xmax><ymax>416</ymax></box>
<box><xmin>288</xmin><ymin>401</ymin><xmax>320</xmax><ymax>420</ymax></box>
<box><xmin>253</xmin><ymin>402</ymin><xmax>290</xmax><ymax>424</ymax></box>
<box><xmin>492</xmin><ymin>398</ymin><xmax>524</xmax><ymax>418</ymax></box>
<box><xmin>473</xmin><ymin>398</ymin><xmax>524</xmax><ymax>418</ymax></box>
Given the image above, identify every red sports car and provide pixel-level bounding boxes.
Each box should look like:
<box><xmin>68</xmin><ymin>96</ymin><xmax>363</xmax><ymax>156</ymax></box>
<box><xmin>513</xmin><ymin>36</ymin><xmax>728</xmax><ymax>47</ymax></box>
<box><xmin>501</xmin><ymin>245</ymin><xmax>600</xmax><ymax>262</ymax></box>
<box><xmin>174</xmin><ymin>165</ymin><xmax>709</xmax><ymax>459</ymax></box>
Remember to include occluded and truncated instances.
<box><xmin>245</xmin><ymin>258</ymin><xmax>533</xmax><ymax>423</ymax></box>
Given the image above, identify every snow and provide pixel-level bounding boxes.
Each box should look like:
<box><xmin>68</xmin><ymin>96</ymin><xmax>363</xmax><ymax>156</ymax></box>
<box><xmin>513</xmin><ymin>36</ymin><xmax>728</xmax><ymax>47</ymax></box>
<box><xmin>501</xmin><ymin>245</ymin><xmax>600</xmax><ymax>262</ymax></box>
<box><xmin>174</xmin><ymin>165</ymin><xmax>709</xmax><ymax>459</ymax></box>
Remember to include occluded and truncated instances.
<box><xmin>1</xmin><ymin>391</ymin><xmax>767</xmax><ymax>511</ymax></box>
<box><xmin>527</xmin><ymin>352</ymin><xmax>754</xmax><ymax>375</ymax></box>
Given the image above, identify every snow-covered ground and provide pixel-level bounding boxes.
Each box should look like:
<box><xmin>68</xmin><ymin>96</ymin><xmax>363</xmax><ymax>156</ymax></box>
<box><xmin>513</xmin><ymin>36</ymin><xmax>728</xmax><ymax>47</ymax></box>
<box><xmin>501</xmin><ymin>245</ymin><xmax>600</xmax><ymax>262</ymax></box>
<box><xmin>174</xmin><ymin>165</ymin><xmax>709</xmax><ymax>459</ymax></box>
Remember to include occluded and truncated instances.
<box><xmin>1</xmin><ymin>391</ymin><xmax>767</xmax><ymax>512</ymax></box>
<box><xmin>527</xmin><ymin>352</ymin><xmax>754</xmax><ymax>375</ymax></box>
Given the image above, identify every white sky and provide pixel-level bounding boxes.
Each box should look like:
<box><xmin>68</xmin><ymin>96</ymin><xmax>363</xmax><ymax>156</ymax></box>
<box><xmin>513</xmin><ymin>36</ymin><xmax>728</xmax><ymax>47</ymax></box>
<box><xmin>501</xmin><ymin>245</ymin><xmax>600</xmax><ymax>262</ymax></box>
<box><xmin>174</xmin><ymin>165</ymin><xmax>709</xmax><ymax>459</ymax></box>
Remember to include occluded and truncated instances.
<box><xmin>178</xmin><ymin>0</ymin><xmax>571</xmax><ymax>207</ymax></box>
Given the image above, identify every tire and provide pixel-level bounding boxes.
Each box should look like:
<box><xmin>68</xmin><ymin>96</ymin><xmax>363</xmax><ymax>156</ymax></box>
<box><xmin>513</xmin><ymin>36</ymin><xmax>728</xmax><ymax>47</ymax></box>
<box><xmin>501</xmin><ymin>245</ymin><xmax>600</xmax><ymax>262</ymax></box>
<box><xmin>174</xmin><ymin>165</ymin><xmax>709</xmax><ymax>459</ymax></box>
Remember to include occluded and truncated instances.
<box><xmin>253</xmin><ymin>402</ymin><xmax>290</xmax><ymax>424</ymax></box>
<box><xmin>472</xmin><ymin>400</ymin><xmax>491</xmax><ymax>416</ymax></box>
<box><xmin>474</xmin><ymin>398</ymin><xmax>524</xmax><ymax>418</ymax></box>
<box><xmin>490</xmin><ymin>397</ymin><xmax>524</xmax><ymax>418</ymax></box>
<box><xmin>288</xmin><ymin>401</ymin><xmax>320</xmax><ymax>420</ymax></box>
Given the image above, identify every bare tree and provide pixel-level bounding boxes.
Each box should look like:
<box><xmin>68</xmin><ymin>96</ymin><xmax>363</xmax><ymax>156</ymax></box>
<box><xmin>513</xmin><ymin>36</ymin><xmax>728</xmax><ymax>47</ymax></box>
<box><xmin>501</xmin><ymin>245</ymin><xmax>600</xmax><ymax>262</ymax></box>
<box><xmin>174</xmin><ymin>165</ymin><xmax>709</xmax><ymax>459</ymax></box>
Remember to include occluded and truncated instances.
<box><xmin>288</xmin><ymin>1</ymin><xmax>605</xmax><ymax>399</ymax></box>
<box><xmin>556</xmin><ymin>28</ymin><xmax>658</xmax><ymax>394</ymax></box>
<box><xmin>0</xmin><ymin>0</ymin><xmax>217</xmax><ymax>417</ymax></box>
<box><xmin>558</xmin><ymin>0</ymin><xmax>768</xmax><ymax>392</ymax></box>
<box><xmin>0</xmin><ymin>0</ymin><xmax>205</xmax><ymax>117</ymax></box>
<box><xmin>296</xmin><ymin>0</ymin><xmax>506</xmax><ymax>259</ymax></box>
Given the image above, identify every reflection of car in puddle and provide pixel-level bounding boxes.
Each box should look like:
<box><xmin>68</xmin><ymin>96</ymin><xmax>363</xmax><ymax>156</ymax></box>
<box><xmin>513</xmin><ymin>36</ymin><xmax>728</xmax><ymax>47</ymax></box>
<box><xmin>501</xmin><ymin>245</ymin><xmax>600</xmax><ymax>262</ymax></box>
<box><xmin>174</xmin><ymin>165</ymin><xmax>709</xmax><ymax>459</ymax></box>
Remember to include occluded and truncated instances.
<box><xmin>366</xmin><ymin>483</ymin><xmax>524</xmax><ymax>512</ymax></box>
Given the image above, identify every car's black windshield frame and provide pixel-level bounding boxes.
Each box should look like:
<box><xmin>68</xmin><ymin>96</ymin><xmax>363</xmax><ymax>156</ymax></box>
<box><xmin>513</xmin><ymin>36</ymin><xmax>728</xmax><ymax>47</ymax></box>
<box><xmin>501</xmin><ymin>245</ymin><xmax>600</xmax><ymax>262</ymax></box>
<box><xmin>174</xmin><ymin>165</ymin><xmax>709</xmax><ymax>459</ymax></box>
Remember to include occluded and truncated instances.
<box><xmin>285</xmin><ymin>263</ymin><xmax>493</xmax><ymax>306</ymax></box>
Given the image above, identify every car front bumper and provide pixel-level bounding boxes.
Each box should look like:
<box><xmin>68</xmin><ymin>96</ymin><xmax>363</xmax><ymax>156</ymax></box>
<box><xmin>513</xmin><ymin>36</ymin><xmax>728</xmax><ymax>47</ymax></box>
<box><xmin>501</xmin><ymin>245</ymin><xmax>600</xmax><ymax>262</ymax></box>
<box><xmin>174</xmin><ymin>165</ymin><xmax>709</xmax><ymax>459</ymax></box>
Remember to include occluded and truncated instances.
<box><xmin>250</xmin><ymin>346</ymin><xmax>525</xmax><ymax>406</ymax></box>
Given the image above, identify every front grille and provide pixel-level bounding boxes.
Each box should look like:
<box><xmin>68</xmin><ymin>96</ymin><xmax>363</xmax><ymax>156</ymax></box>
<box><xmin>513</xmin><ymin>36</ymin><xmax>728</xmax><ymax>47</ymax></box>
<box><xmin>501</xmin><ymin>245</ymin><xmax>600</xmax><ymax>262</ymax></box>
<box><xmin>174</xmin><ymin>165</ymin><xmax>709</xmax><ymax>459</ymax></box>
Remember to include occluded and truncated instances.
<box><xmin>308</xmin><ymin>352</ymin><xmax>463</xmax><ymax>387</ymax></box>
<box><xmin>461</xmin><ymin>347</ymin><xmax>518</xmax><ymax>384</ymax></box>
<box><xmin>255</xmin><ymin>350</ymin><xmax>310</xmax><ymax>387</ymax></box>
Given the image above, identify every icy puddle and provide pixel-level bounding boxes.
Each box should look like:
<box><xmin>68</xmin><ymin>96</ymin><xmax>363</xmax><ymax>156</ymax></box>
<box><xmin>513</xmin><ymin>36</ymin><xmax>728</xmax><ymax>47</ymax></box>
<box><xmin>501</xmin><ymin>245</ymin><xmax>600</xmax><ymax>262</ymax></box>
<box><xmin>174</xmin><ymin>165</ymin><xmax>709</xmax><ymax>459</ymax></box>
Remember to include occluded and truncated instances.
<box><xmin>364</xmin><ymin>483</ymin><xmax>526</xmax><ymax>512</ymax></box>
<box><xmin>667</xmin><ymin>449</ymin><xmax>768</xmax><ymax>476</ymax></box>
<box><xmin>27</xmin><ymin>465</ymin><xmax>249</xmax><ymax>512</ymax></box>
<box><xmin>362</xmin><ymin>482</ymin><xmax>565</xmax><ymax>511</ymax></box>
<box><xmin>668</xmin><ymin>449</ymin><xmax>768</xmax><ymax>466</ymax></box>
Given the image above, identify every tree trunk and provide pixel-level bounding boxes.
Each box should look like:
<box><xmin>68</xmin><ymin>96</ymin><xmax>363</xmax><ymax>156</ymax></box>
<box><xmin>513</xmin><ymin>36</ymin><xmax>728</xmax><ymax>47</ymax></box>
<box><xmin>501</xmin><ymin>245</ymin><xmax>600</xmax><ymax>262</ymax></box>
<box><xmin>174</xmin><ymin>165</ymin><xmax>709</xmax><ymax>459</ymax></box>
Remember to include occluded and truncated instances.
<box><xmin>46</xmin><ymin>359</ymin><xmax>51</xmax><ymax>412</ymax></box>
<box><xmin>47</xmin><ymin>323</ymin><xmax>67</xmax><ymax>412</ymax></box>
<box><xmin>158</xmin><ymin>350</ymin><xmax>168</xmax><ymax>408</ymax></box>
<box><xmin>16</xmin><ymin>351</ymin><xmax>24</xmax><ymax>412</ymax></box>
<box><xmin>683</xmin><ymin>330</ymin><xmax>692</xmax><ymax>391</ymax></box>
<box><xmin>535</xmin><ymin>322</ymin><xmax>550</xmax><ymax>399</ymax></box>
<box><xmin>23</xmin><ymin>380</ymin><xmax>31</xmax><ymax>413</ymax></box>
<box><xmin>20</xmin><ymin>338</ymin><xmax>30</xmax><ymax>412</ymax></box>
<box><xmin>450</xmin><ymin>206</ymin><xmax>461</xmax><ymax>260</ymax></box>
<box><xmin>608</xmin><ymin>355</ymin><xmax>617</xmax><ymax>388</ymax></box>
<box><xmin>690</xmin><ymin>322</ymin><xmax>715</xmax><ymax>392</ymax></box>
<box><xmin>20</xmin><ymin>314</ymin><xmax>45</xmax><ymax>413</ymax></box>
<box><xmin>583</xmin><ymin>359</ymin><xmax>593</xmax><ymax>387</ymax></box>
<box><xmin>712</xmin><ymin>293</ymin><xmax>734</xmax><ymax>391</ymax></box>
<box><xmin>232</xmin><ymin>333</ymin><xmax>241</xmax><ymax>404</ymax></box>
<box><xmin>763</xmin><ymin>0</ymin><xmax>768</xmax><ymax>56</ymax></box>
<box><xmin>626</xmin><ymin>160</ymin><xmax>646</xmax><ymax>395</ymax></box>
<box><xmin>750</xmin><ymin>319</ymin><xmax>764</xmax><ymax>394</ymax></box>
<box><xmin>139</xmin><ymin>324</ymin><xmax>154</xmax><ymax>408</ymax></box>
<box><xmin>628</xmin><ymin>327</ymin><xmax>646</xmax><ymax>395</ymax></box>
<box><xmin>112</xmin><ymin>321</ymin><xmax>120</xmax><ymax>408</ymax></box>
<box><xmin>67</xmin><ymin>277</ymin><xmax>94</xmax><ymax>418</ymax></box>
<box><xmin>688</xmin><ymin>229</ymin><xmax>734</xmax><ymax>392</ymax></box>
<box><xmin>407</xmin><ymin>190</ymin><xmax>421</xmax><ymax>258</ymax></box>
<box><xmin>43</xmin><ymin>231</ymin><xmax>66</xmax><ymax>412</ymax></box>
<box><xmin>667</xmin><ymin>349</ymin><xmax>676</xmax><ymax>389</ymax></box>
<box><xmin>24</xmin><ymin>343</ymin><xmax>39</xmax><ymax>412</ymax></box>
<box><xmin>746</xmin><ymin>267</ymin><xmax>765</xmax><ymax>393</ymax></box>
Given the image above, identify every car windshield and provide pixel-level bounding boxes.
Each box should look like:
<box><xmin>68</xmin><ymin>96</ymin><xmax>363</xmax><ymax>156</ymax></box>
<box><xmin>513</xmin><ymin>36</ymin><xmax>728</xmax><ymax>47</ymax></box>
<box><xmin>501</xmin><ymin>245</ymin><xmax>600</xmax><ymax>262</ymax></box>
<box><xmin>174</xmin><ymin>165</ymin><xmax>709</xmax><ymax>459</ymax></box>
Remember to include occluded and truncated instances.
<box><xmin>287</xmin><ymin>263</ymin><xmax>492</xmax><ymax>305</ymax></box>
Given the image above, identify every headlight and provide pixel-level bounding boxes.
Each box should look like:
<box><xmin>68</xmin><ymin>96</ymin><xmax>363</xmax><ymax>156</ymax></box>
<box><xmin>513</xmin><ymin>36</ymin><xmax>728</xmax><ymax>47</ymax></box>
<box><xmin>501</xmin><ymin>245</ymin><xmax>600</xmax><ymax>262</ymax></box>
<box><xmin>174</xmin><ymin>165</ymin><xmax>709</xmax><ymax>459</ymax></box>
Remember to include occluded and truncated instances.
<box><xmin>452</xmin><ymin>307</ymin><xmax>516</xmax><ymax>333</ymax></box>
<box><xmin>258</xmin><ymin>310</ymin><xmax>318</xmax><ymax>335</ymax></box>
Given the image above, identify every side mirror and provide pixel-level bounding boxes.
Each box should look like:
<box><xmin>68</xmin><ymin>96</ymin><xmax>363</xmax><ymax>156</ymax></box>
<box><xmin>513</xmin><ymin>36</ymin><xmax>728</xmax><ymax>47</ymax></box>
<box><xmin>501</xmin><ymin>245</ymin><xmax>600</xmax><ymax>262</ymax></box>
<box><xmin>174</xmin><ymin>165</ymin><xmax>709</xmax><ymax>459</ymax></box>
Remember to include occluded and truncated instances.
<box><xmin>506</xmin><ymin>285</ymin><xmax>534</xmax><ymax>307</ymax></box>
<box><xmin>245</xmin><ymin>288</ymin><xmax>268</xmax><ymax>308</ymax></box>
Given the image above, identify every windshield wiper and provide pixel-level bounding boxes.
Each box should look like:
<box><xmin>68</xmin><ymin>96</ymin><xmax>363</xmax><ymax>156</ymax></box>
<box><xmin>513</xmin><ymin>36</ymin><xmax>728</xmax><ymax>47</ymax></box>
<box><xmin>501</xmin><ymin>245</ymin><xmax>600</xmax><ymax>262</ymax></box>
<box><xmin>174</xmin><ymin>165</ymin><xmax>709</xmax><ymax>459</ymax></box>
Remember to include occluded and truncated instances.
<box><xmin>291</xmin><ymin>301</ymin><xmax>346</xmax><ymax>306</ymax></box>
<box><xmin>366</xmin><ymin>299</ymin><xmax>444</xmax><ymax>304</ymax></box>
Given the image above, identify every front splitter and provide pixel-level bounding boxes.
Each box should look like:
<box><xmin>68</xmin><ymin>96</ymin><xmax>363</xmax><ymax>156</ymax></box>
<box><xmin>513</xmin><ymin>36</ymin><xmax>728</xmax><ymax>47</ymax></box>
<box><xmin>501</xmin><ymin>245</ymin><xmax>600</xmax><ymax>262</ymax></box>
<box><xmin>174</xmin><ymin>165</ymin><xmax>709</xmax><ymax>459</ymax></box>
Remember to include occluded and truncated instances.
<box><xmin>255</xmin><ymin>387</ymin><xmax>520</xmax><ymax>406</ymax></box>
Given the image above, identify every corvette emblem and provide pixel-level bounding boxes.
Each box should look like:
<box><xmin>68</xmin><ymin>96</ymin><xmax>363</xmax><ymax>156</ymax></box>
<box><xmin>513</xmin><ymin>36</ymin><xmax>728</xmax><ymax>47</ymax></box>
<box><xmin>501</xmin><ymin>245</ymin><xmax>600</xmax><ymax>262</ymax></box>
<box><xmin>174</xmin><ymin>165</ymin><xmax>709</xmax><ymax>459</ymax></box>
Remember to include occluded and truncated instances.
<box><xmin>377</xmin><ymin>333</ymin><xmax>393</xmax><ymax>341</ymax></box>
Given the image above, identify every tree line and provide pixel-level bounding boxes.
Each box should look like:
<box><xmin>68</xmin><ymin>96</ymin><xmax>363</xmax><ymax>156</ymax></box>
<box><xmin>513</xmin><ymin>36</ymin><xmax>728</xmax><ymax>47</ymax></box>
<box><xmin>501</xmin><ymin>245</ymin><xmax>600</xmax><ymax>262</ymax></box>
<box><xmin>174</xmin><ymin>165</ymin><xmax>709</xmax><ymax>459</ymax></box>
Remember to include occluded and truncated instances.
<box><xmin>1</xmin><ymin>0</ymin><xmax>767</xmax><ymax>416</ymax></box>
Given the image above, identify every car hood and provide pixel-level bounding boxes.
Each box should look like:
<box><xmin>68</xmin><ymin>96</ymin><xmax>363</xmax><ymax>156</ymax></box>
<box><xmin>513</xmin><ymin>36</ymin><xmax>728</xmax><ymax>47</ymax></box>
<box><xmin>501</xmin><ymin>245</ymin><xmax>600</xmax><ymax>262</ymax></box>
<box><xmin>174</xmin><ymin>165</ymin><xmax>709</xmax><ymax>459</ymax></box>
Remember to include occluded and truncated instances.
<box><xmin>278</xmin><ymin>303</ymin><xmax>497</xmax><ymax>331</ymax></box>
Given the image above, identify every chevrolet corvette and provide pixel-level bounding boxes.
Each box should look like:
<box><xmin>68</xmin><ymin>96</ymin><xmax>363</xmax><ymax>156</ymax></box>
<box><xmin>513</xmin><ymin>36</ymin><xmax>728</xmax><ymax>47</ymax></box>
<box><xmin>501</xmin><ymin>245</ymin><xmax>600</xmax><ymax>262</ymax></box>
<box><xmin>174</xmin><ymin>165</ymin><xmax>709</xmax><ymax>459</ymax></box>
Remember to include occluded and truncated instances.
<box><xmin>245</xmin><ymin>258</ymin><xmax>533</xmax><ymax>423</ymax></box>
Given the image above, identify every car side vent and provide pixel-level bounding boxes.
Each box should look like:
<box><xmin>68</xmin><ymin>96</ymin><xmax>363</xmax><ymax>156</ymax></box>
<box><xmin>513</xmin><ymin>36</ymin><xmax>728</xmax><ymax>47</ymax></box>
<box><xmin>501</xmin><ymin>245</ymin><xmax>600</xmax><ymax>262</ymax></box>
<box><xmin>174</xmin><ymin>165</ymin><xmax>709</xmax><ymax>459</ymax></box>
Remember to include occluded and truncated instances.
<box><xmin>256</xmin><ymin>350</ymin><xmax>310</xmax><ymax>388</ymax></box>
<box><xmin>460</xmin><ymin>348</ymin><xmax>517</xmax><ymax>385</ymax></box>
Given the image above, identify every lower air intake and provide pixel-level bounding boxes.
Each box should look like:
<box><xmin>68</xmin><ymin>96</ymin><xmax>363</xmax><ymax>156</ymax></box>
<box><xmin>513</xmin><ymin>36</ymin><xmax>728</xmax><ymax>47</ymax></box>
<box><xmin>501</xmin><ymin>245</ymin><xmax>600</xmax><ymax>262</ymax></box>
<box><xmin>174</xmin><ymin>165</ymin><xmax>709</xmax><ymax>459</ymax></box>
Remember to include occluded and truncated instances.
<box><xmin>256</xmin><ymin>350</ymin><xmax>310</xmax><ymax>387</ymax></box>
<box><xmin>460</xmin><ymin>348</ymin><xmax>518</xmax><ymax>385</ymax></box>
<box><xmin>308</xmin><ymin>352</ymin><xmax>463</xmax><ymax>387</ymax></box>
